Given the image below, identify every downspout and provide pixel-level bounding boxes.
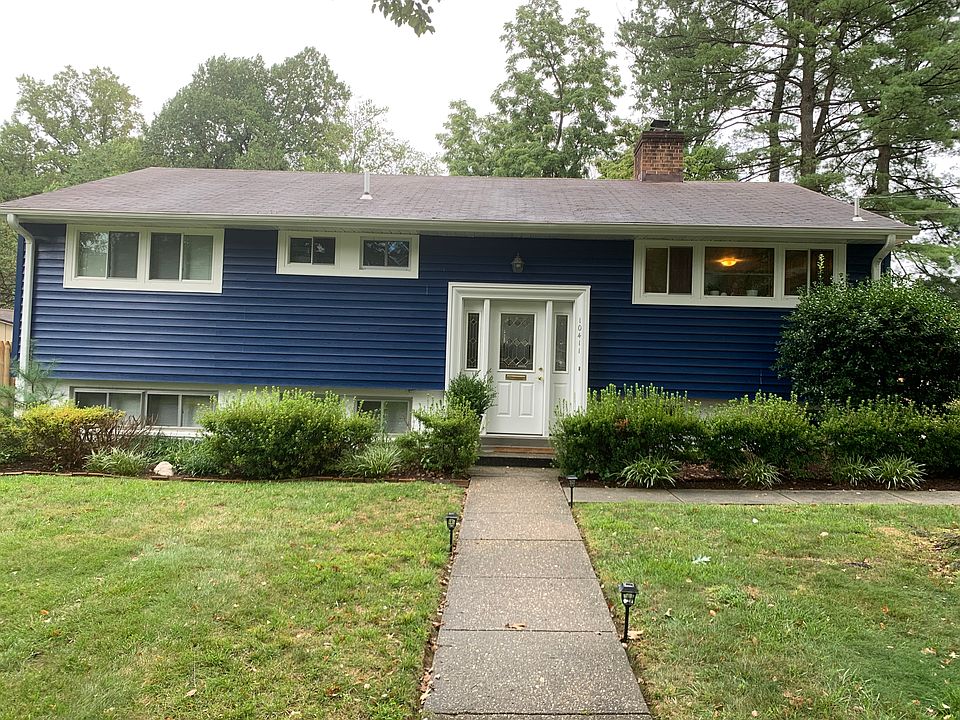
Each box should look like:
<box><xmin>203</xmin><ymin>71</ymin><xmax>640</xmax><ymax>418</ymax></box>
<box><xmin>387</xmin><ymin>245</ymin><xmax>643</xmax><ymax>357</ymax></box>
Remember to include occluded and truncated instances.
<box><xmin>871</xmin><ymin>233</ymin><xmax>900</xmax><ymax>280</ymax></box>
<box><xmin>6</xmin><ymin>214</ymin><xmax>35</xmax><ymax>396</ymax></box>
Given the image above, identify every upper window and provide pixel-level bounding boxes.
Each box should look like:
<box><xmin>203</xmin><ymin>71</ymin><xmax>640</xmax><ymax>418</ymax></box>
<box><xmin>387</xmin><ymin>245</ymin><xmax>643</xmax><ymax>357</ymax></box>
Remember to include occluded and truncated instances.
<box><xmin>633</xmin><ymin>240</ymin><xmax>843</xmax><ymax>307</ymax></box>
<box><xmin>277</xmin><ymin>231</ymin><xmax>419</xmax><ymax>278</ymax></box>
<box><xmin>66</xmin><ymin>226</ymin><xmax>223</xmax><ymax>293</ymax></box>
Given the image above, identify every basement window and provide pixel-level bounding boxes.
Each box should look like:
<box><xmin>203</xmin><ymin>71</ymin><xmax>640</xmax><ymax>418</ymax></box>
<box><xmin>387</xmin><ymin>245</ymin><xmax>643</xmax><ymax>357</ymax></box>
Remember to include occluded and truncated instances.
<box><xmin>73</xmin><ymin>389</ymin><xmax>217</xmax><ymax>427</ymax></box>
<box><xmin>356</xmin><ymin>398</ymin><xmax>411</xmax><ymax>434</ymax></box>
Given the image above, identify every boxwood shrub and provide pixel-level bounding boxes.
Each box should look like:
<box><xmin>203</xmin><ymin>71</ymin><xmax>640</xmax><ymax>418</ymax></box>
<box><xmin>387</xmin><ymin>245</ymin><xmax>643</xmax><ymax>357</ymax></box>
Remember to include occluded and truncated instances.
<box><xmin>552</xmin><ymin>385</ymin><xmax>704</xmax><ymax>480</ymax></box>
<box><xmin>704</xmin><ymin>393</ymin><xmax>821</xmax><ymax>477</ymax></box>
<box><xmin>200</xmin><ymin>389</ymin><xmax>378</xmax><ymax>480</ymax></box>
<box><xmin>396</xmin><ymin>401</ymin><xmax>480</xmax><ymax>475</ymax></box>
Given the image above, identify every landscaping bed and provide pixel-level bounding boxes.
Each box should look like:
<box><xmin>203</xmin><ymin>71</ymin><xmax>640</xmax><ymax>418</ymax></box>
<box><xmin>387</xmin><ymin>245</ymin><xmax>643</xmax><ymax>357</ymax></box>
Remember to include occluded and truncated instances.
<box><xmin>577</xmin><ymin>502</ymin><xmax>960</xmax><ymax>720</ymax></box>
<box><xmin>0</xmin><ymin>474</ymin><xmax>463</xmax><ymax>719</ymax></box>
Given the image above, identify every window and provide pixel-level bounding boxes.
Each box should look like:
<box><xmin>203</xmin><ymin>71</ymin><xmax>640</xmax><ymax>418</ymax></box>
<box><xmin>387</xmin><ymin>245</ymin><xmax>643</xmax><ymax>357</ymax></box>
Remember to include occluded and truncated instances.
<box><xmin>73</xmin><ymin>389</ymin><xmax>216</xmax><ymax>427</ymax></box>
<box><xmin>277</xmin><ymin>231</ymin><xmax>419</xmax><ymax>278</ymax></box>
<box><xmin>554</xmin><ymin>314</ymin><xmax>569</xmax><ymax>372</ymax></box>
<box><xmin>65</xmin><ymin>226</ymin><xmax>224</xmax><ymax>293</ymax></box>
<box><xmin>643</xmin><ymin>246</ymin><xmax>693</xmax><ymax>295</ymax></box>
<box><xmin>77</xmin><ymin>231</ymin><xmax>139</xmax><ymax>279</ymax></box>
<box><xmin>289</xmin><ymin>236</ymin><xmax>336</xmax><ymax>265</ymax></box>
<box><xmin>633</xmin><ymin>240</ymin><xmax>843</xmax><ymax>307</ymax></box>
<box><xmin>785</xmin><ymin>249</ymin><xmax>834</xmax><ymax>295</ymax></box>
<box><xmin>704</xmin><ymin>246</ymin><xmax>775</xmax><ymax>298</ymax></box>
<box><xmin>465</xmin><ymin>312</ymin><xmax>480</xmax><ymax>370</ymax></box>
<box><xmin>356</xmin><ymin>399</ymin><xmax>411</xmax><ymax>434</ymax></box>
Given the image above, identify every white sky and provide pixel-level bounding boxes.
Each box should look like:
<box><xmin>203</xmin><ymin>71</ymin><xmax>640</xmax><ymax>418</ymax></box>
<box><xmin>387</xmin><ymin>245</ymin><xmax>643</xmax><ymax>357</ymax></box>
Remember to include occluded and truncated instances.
<box><xmin>0</xmin><ymin>0</ymin><xmax>640</xmax><ymax>156</ymax></box>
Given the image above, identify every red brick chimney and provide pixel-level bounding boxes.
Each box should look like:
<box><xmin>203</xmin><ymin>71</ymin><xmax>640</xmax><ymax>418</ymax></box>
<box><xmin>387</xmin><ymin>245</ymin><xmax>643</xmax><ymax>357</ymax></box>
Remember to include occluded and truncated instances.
<box><xmin>633</xmin><ymin>123</ymin><xmax>685</xmax><ymax>182</ymax></box>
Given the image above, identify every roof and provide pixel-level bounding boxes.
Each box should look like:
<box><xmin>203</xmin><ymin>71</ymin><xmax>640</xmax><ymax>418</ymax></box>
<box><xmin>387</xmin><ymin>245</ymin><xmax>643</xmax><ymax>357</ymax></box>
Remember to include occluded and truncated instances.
<box><xmin>0</xmin><ymin>166</ymin><xmax>913</xmax><ymax>237</ymax></box>
<box><xmin>0</xmin><ymin>309</ymin><xmax>12</xmax><ymax>325</ymax></box>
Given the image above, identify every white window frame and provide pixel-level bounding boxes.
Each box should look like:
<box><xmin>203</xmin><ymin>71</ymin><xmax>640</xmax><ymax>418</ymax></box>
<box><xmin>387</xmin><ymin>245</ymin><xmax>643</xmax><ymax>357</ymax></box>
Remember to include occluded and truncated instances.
<box><xmin>354</xmin><ymin>397</ymin><xmax>413</xmax><ymax>435</ymax></box>
<box><xmin>632</xmin><ymin>240</ymin><xmax>845</xmax><ymax>308</ymax></box>
<box><xmin>71</xmin><ymin>388</ymin><xmax>218</xmax><ymax>428</ymax></box>
<box><xmin>64</xmin><ymin>225</ymin><xmax>224</xmax><ymax>293</ymax></box>
<box><xmin>277</xmin><ymin>231</ymin><xmax>419</xmax><ymax>278</ymax></box>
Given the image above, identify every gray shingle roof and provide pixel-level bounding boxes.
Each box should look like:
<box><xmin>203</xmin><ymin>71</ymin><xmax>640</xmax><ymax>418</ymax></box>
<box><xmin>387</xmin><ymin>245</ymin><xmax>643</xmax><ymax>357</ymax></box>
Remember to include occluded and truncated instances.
<box><xmin>0</xmin><ymin>166</ymin><xmax>912</xmax><ymax>236</ymax></box>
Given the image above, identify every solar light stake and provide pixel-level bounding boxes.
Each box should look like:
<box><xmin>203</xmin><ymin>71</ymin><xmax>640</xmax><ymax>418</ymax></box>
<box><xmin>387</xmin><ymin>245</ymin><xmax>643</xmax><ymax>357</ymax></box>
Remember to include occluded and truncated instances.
<box><xmin>445</xmin><ymin>513</ymin><xmax>460</xmax><ymax>553</ymax></box>
<box><xmin>619</xmin><ymin>581</ymin><xmax>638</xmax><ymax>643</ymax></box>
<box><xmin>565</xmin><ymin>475</ymin><xmax>578</xmax><ymax>507</ymax></box>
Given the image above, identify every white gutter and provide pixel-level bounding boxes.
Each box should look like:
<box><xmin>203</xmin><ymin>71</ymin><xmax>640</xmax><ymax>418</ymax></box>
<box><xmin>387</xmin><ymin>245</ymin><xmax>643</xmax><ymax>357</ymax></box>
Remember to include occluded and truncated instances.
<box><xmin>871</xmin><ymin>233</ymin><xmax>901</xmax><ymax>280</ymax></box>
<box><xmin>6</xmin><ymin>214</ymin><xmax>35</xmax><ymax>394</ymax></box>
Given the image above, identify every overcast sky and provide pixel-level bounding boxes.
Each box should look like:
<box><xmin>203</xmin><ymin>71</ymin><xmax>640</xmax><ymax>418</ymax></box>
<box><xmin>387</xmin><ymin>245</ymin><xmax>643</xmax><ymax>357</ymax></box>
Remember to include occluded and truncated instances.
<box><xmin>1</xmin><ymin>0</ymin><xmax>639</xmax><ymax>156</ymax></box>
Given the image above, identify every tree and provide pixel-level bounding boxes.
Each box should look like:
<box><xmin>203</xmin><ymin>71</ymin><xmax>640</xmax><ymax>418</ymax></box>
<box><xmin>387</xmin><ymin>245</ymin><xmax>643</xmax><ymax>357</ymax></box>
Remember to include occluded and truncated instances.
<box><xmin>372</xmin><ymin>0</ymin><xmax>440</xmax><ymax>35</ymax></box>
<box><xmin>145</xmin><ymin>49</ymin><xmax>350</xmax><ymax>170</ymax></box>
<box><xmin>438</xmin><ymin>0</ymin><xmax>623</xmax><ymax>178</ymax></box>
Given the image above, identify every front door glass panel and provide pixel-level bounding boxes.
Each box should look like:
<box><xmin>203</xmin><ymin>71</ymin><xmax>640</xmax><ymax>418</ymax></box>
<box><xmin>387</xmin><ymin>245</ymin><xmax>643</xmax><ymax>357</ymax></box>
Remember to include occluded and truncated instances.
<box><xmin>499</xmin><ymin>313</ymin><xmax>535</xmax><ymax>371</ymax></box>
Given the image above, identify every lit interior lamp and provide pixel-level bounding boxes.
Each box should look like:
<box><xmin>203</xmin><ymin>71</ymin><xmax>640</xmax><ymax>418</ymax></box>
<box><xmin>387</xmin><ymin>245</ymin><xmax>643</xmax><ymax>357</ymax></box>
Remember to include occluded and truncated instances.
<box><xmin>717</xmin><ymin>257</ymin><xmax>741</xmax><ymax>267</ymax></box>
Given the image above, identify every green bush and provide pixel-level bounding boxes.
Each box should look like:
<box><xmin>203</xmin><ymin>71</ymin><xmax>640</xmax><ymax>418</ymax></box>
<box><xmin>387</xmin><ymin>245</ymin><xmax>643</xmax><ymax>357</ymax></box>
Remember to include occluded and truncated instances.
<box><xmin>396</xmin><ymin>402</ymin><xmax>480</xmax><ymax>475</ymax></box>
<box><xmin>704</xmin><ymin>393</ymin><xmax>821</xmax><ymax>476</ymax></box>
<box><xmin>776</xmin><ymin>276</ymin><xmax>960</xmax><ymax>408</ymax></box>
<box><xmin>446</xmin><ymin>371</ymin><xmax>496</xmax><ymax>418</ymax></box>
<box><xmin>619</xmin><ymin>454</ymin><xmax>680</xmax><ymax>488</ymax></box>
<box><xmin>339</xmin><ymin>441</ymin><xmax>403</xmax><ymax>478</ymax></box>
<box><xmin>820</xmin><ymin>398</ymin><xmax>935</xmax><ymax>466</ymax></box>
<box><xmin>85</xmin><ymin>448</ymin><xmax>149</xmax><ymax>476</ymax></box>
<box><xmin>200</xmin><ymin>389</ymin><xmax>378</xmax><ymax>480</ymax></box>
<box><xmin>831</xmin><ymin>455</ymin><xmax>875</xmax><ymax>486</ymax></box>
<box><xmin>19</xmin><ymin>405</ymin><xmax>129</xmax><ymax>470</ymax></box>
<box><xmin>732</xmin><ymin>455</ymin><xmax>781</xmax><ymax>489</ymax></box>
<box><xmin>171</xmin><ymin>439</ymin><xmax>222</xmax><ymax>477</ymax></box>
<box><xmin>873</xmin><ymin>455</ymin><xmax>926</xmax><ymax>490</ymax></box>
<box><xmin>0</xmin><ymin>416</ymin><xmax>27</xmax><ymax>466</ymax></box>
<box><xmin>553</xmin><ymin>385</ymin><xmax>704</xmax><ymax>480</ymax></box>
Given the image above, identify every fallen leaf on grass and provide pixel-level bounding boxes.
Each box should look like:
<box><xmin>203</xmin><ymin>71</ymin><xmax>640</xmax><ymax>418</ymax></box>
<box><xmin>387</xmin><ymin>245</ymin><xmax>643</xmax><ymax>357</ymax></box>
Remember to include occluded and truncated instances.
<box><xmin>184</xmin><ymin>689</ymin><xmax>197</xmax><ymax>698</ymax></box>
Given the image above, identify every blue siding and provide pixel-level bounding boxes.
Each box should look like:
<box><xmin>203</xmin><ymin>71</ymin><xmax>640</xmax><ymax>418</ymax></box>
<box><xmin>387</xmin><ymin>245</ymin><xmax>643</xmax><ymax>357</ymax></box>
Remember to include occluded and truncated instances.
<box><xmin>12</xmin><ymin>234</ymin><xmax>24</xmax><ymax>360</ymax></box>
<box><xmin>26</xmin><ymin>225</ymin><xmax>880</xmax><ymax>398</ymax></box>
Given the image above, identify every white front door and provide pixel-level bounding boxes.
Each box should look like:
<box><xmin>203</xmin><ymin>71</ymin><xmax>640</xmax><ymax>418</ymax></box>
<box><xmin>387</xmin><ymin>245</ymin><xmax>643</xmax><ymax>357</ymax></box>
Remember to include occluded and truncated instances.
<box><xmin>485</xmin><ymin>300</ymin><xmax>546</xmax><ymax>435</ymax></box>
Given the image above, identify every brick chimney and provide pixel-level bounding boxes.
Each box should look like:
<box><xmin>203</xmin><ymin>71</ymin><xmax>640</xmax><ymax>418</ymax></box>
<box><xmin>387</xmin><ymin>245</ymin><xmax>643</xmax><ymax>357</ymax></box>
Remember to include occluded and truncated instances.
<box><xmin>633</xmin><ymin>122</ymin><xmax>685</xmax><ymax>182</ymax></box>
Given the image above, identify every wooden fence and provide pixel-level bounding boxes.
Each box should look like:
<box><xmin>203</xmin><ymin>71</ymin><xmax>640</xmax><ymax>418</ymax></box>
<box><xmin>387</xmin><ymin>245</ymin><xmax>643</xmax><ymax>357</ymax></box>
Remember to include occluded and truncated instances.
<box><xmin>0</xmin><ymin>341</ymin><xmax>12</xmax><ymax>387</ymax></box>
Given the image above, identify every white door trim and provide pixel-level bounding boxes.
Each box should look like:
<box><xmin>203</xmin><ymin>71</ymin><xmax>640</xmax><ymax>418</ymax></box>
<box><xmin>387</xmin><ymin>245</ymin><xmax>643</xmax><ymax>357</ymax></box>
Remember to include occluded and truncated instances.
<box><xmin>445</xmin><ymin>282</ymin><xmax>591</xmax><ymax>436</ymax></box>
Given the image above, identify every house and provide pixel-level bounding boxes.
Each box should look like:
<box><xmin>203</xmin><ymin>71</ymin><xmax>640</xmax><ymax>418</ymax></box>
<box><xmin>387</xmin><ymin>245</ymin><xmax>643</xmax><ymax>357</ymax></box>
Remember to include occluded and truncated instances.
<box><xmin>0</xmin><ymin>129</ymin><xmax>915</xmax><ymax>437</ymax></box>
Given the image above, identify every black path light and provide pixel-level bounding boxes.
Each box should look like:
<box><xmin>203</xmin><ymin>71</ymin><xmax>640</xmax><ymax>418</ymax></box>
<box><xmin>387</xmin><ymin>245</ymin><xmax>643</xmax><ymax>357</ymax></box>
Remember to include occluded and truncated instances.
<box><xmin>618</xmin><ymin>581</ymin><xmax>638</xmax><ymax>643</ymax></box>
<box><xmin>445</xmin><ymin>513</ymin><xmax>460</xmax><ymax>553</ymax></box>
<box><xmin>564</xmin><ymin>475</ymin><xmax>578</xmax><ymax>507</ymax></box>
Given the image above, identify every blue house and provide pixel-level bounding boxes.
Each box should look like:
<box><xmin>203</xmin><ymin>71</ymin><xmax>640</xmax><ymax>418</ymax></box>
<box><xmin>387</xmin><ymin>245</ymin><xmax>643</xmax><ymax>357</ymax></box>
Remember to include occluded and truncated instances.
<box><xmin>1</xmin><ymin>130</ymin><xmax>914</xmax><ymax>437</ymax></box>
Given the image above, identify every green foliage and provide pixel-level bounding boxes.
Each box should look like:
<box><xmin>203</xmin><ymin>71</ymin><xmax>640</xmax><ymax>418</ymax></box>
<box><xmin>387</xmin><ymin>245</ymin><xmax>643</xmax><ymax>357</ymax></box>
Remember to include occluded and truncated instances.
<box><xmin>872</xmin><ymin>455</ymin><xmax>926</xmax><ymax>490</ymax></box>
<box><xmin>439</xmin><ymin>0</ymin><xmax>622</xmax><ymax>178</ymax></box>
<box><xmin>199</xmin><ymin>389</ymin><xmax>377</xmax><ymax>480</ymax></box>
<box><xmin>372</xmin><ymin>0</ymin><xmax>439</xmax><ymax>35</ymax></box>
<box><xmin>776</xmin><ymin>277</ymin><xmax>960</xmax><ymax>408</ymax></box>
<box><xmin>619</xmin><ymin>454</ymin><xmax>680</xmax><ymax>488</ymax></box>
<box><xmin>820</xmin><ymin>399</ymin><xmax>933</xmax><ymax>467</ymax></box>
<box><xmin>831</xmin><ymin>455</ymin><xmax>875</xmax><ymax>487</ymax></box>
<box><xmin>339</xmin><ymin>440</ymin><xmax>403</xmax><ymax>478</ymax></box>
<box><xmin>704</xmin><ymin>394</ymin><xmax>821</xmax><ymax>476</ymax></box>
<box><xmin>18</xmin><ymin>405</ymin><xmax>127</xmax><ymax>470</ymax></box>
<box><xmin>446</xmin><ymin>371</ymin><xmax>496</xmax><ymax>419</ymax></box>
<box><xmin>0</xmin><ymin>416</ymin><xmax>27</xmax><ymax>466</ymax></box>
<box><xmin>0</xmin><ymin>354</ymin><xmax>61</xmax><ymax>416</ymax></box>
<box><xmin>552</xmin><ymin>385</ymin><xmax>703</xmax><ymax>480</ymax></box>
<box><xmin>732</xmin><ymin>455</ymin><xmax>781</xmax><ymax>489</ymax></box>
<box><xmin>85</xmin><ymin>447</ymin><xmax>149</xmax><ymax>477</ymax></box>
<box><xmin>171</xmin><ymin>439</ymin><xmax>221</xmax><ymax>478</ymax></box>
<box><xmin>396</xmin><ymin>402</ymin><xmax>480</xmax><ymax>475</ymax></box>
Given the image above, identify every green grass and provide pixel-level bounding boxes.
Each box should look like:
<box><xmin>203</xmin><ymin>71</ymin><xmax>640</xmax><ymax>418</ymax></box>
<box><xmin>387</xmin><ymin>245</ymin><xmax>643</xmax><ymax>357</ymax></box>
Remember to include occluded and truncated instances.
<box><xmin>577</xmin><ymin>503</ymin><xmax>960</xmax><ymax>720</ymax></box>
<box><xmin>0</xmin><ymin>475</ymin><xmax>462</xmax><ymax>720</ymax></box>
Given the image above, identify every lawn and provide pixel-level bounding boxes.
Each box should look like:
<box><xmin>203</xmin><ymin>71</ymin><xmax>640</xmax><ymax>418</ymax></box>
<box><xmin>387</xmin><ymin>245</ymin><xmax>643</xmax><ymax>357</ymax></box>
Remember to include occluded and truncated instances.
<box><xmin>577</xmin><ymin>503</ymin><xmax>960</xmax><ymax>720</ymax></box>
<box><xmin>0</xmin><ymin>475</ymin><xmax>462</xmax><ymax>720</ymax></box>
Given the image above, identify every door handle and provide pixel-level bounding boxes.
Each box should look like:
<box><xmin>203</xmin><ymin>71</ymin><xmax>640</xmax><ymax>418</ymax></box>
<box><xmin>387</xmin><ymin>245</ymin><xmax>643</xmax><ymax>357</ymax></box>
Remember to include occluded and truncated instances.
<box><xmin>537</xmin><ymin>375</ymin><xmax>543</xmax><ymax>381</ymax></box>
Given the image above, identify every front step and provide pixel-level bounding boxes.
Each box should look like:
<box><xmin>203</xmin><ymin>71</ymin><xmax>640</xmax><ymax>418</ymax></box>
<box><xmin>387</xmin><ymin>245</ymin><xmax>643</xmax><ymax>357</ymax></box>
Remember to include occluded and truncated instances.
<box><xmin>478</xmin><ymin>437</ymin><xmax>555</xmax><ymax>467</ymax></box>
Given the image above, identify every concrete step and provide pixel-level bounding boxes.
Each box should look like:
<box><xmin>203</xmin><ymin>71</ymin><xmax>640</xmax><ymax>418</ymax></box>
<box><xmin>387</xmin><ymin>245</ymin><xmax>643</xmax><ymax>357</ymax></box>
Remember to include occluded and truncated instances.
<box><xmin>477</xmin><ymin>445</ymin><xmax>555</xmax><ymax>467</ymax></box>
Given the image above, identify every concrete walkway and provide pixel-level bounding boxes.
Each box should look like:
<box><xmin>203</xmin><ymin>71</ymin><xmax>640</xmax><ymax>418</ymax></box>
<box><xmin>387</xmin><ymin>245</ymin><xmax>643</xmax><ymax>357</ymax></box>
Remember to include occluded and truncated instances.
<box><xmin>423</xmin><ymin>467</ymin><xmax>649</xmax><ymax>720</ymax></box>
<box><xmin>573</xmin><ymin>486</ymin><xmax>960</xmax><ymax>505</ymax></box>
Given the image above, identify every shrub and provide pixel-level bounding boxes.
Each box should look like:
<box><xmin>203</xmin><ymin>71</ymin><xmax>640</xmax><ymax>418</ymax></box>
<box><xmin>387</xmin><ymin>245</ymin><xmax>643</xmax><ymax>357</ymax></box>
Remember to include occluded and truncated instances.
<box><xmin>85</xmin><ymin>448</ymin><xmax>149</xmax><ymax>476</ymax></box>
<box><xmin>396</xmin><ymin>402</ymin><xmax>480</xmax><ymax>475</ymax></box>
<box><xmin>732</xmin><ymin>455</ymin><xmax>781</xmax><ymax>489</ymax></box>
<box><xmin>619</xmin><ymin>454</ymin><xmax>680</xmax><ymax>488</ymax></box>
<box><xmin>200</xmin><ymin>389</ymin><xmax>378</xmax><ymax>480</ymax></box>
<box><xmin>872</xmin><ymin>455</ymin><xmax>926</xmax><ymax>490</ymax></box>
<box><xmin>446</xmin><ymin>371</ymin><xmax>497</xmax><ymax>419</ymax></box>
<box><xmin>171</xmin><ymin>439</ymin><xmax>222</xmax><ymax>477</ymax></box>
<box><xmin>0</xmin><ymin>416</ymin><xmax>27</xmax><ymax>466</ymax></box>
<box><xmin>19</xmin><ymin>405</ymin><xmax>129</xmax><ymax>470</ymax></box>
<box><xmin>820</xmin><ymin>399</ymin><xmax>934</xmax><ymax>466</ymax></box>
<box><xmin>552</xmin><ymin>385</ymin><xmax>704</xmax><ymax>480</ymax></box>
<box><xmin>831</xmin><ymin>455</ymin><xmax>875</xmax><ymax>487</ymax></box>
<box><xmin>704</xmin><ymin>394</ymin><xmax>821</xmax><ymax>476</ymax></box>
<box><xmin>340</xmin><ymin>441</ymin><xmax>403</xmax><ymax>478</ymax></box>
<box><xmin>775</xmin><ymin>276</ymin><xmax>960</xmax><ymax>408</ymax></box>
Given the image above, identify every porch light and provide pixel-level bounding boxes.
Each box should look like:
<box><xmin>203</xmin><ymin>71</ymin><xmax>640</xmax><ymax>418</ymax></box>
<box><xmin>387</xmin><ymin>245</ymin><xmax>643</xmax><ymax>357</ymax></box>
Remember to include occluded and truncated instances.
<box><xmin>565</xmin><ymin>474</ymin><xmax>578</xmax><ymax>507</ymax></box>
<box><xmin>511</xmin><ymin>253</ymin><xmax>525</xmax><ymax>273</ymax></box>
<box><xmin>717</xmin><ymin>256</ymin><xmax>741</xmax><ymax>267</ymax></box>
<box><xmin>445</xmin><ymin>512</ymin><xmax>460</xmax><ymax>553</ymax></box>
<box><xmin>619</xmin><ymin>581</ymin><xmax>638</xmax><ymax>643</ymax></box>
